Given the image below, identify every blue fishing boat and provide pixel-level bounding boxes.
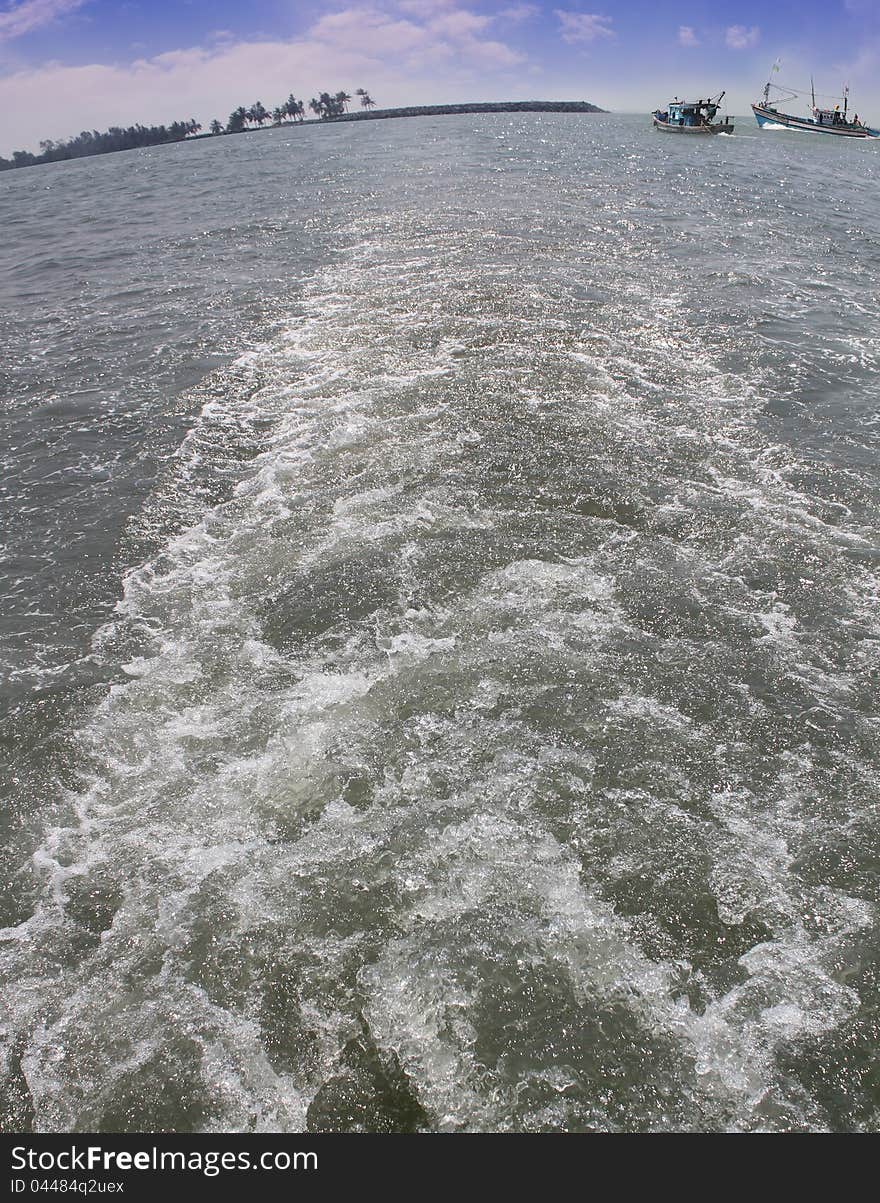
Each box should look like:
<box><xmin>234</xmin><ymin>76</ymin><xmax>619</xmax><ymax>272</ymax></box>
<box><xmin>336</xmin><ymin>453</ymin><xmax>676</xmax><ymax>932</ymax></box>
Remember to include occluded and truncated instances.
<box><xmin>752</xmin><ymin>70</ymin><xmax>879</xmax><ymax>138</ymax></box>
<box><xmin>652</xmin><ymin>94</ymin><xmax>734</xmax><ymax>135</ymax></box>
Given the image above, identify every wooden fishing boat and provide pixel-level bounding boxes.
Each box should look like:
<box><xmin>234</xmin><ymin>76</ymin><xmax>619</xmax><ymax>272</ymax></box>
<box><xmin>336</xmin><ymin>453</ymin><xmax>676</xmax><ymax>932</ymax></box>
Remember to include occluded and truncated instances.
<box><xmin>752</xmin><ymin>70</ymin><xmax>879</xmax><ymax>138</ymax></box>
<box><xmin>652</xmin><ymin>94</ymin><xmax>734</xmax><ymax>135</ymax></box>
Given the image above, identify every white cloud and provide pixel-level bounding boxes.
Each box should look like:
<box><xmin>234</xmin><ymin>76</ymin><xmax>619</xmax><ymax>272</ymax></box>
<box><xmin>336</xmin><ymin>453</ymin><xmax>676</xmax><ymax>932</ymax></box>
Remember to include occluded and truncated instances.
<box><xmin>305</xmin><ymin>5</ymin><xmax>514</xmax><ymax>57</ymax></box>
<box><xmin>456</xmin><ymin>37</ymin><xmax>523</xmax><ymax>67</ymax></box>
<box><xmin>0</xmin><ymin>6</ymin><xmax>531</xmax><ymax>154</ymax></box>
<box><xmin>678</xmin><ymin>26</ymin><xmax>699</xmax><ymax>48</ymax></box>
<box><xmin>0</xmin><ymin>0</ymin><xmax>88</xmax><ymax>42</ymax></box>
<box><xmin>395</xmin><ymin>0</ymin><xmax>457</xmax><ymax>15</ymax></box>
<box><xmin>429</xmin><ymin>10</ymin><xmax>491</xmax><ymax>36</ymax></box>
<box><xmin>498</xmin><ymin>4</ymin><xmax>539</xmax><ymax>21</ymax></box>
<box><xmin>555</xmin><ymin>11</ymin><xmax>614</xmax><ymax>45</ymax></box>
<box><xmin>725</xmin><ymin>25</ymin><xmax>760</xmax><ymax>50</ymax></box>
<box><xmin>310</xmin><ymin>8</ymin><xmax>428</xmax><ymax>56</ymax></box>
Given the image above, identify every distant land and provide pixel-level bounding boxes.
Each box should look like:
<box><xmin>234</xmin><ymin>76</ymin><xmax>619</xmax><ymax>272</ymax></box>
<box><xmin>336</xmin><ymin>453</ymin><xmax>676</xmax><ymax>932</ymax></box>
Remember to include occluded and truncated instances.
<box><xmin>325</xmin><ymin>101</ymin><xmax>606</xmax><ymax>121</ymax></box>
<box><xmin>0</xmin><ymin>100</ymin><xmax>605</xmax><ymax>173</ymax></box>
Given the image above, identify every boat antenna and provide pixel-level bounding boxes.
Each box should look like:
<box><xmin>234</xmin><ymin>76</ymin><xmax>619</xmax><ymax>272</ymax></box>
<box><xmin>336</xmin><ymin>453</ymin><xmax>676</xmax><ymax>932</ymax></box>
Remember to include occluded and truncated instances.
<box><xmin>811</xmin><ymin>76</ymin><xmax>815</xmax><ymax>109</ymax></box>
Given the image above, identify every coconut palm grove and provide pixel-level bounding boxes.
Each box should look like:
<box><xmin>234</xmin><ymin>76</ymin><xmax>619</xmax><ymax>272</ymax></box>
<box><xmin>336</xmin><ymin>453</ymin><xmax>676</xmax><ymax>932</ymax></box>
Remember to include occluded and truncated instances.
<box><xmin>0</xmin><ymin>88</ymin><xmax>377</xmax><ymax>172</ymax></box>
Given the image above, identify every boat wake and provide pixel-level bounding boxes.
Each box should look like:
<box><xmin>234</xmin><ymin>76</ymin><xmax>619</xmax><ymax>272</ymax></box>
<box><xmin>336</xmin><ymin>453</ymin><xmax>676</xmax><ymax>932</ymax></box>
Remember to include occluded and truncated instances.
<box><xmin>2</xmin><ymin>168</ymin><xmax>879</xmax><ymax>1132</ymax></box>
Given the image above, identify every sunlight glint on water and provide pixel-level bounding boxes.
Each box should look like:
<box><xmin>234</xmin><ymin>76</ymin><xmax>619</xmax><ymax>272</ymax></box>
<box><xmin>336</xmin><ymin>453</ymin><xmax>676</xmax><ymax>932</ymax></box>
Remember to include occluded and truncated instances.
<box><xmin>1</xmin><ymin>114</ymin><xmax>879</xmax><ymax>1132</ymax></box>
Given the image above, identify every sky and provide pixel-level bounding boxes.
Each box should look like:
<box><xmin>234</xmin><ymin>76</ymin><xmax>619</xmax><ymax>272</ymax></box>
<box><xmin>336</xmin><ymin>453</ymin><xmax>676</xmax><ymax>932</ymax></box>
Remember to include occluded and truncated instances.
<box><xmin>0</xmin><ymin>0</ymin><xmax>878</xmax><ymax>154</ymax></box>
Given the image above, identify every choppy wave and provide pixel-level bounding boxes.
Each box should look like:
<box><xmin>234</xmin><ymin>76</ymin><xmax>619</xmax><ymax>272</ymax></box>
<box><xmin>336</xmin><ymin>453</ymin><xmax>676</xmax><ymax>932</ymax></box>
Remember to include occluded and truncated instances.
<box><xmin>2</xmin><ymin>117</ymin><xmax>880</xmax><ymax>1132</ymax></box>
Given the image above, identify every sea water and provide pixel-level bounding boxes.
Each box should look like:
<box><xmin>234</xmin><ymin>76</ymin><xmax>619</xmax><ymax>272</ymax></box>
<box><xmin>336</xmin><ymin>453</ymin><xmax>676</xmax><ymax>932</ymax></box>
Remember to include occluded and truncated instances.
<box><xmin>1</xmin><ymin>113</ymin><xmax>879</xmax><ymax>1132</ymax></box>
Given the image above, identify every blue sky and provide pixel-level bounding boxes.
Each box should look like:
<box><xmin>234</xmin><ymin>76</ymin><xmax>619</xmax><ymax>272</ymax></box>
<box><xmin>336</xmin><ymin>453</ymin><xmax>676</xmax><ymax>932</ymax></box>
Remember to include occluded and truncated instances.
<box><xmin>1</xmin><ymin>0</ymin><xmax>878</xmax><ymax>153</ymax></box>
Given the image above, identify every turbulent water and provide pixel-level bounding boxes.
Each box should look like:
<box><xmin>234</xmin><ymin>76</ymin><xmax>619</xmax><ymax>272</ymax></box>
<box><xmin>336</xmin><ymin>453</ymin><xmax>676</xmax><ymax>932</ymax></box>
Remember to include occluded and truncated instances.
<box><xmin>1</xmin><ymin>113</ymin><xmax>880</xmax><ymax>1133</ymax></box>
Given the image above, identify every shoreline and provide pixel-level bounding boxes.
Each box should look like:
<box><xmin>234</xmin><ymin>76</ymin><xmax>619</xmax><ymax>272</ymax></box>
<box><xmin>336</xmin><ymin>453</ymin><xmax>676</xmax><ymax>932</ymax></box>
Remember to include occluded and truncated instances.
<box><xmin>1</xmin><ymin>101</ymin><xmax>606</xmax><ymax>167</ymax></box>
<box><xmin>186</xmin><ymin>100</ymin><xmax>607</xmax><ymax>141</ymax></box>
<box><xmin>197</xmin><ymin>101</ymin><xmax>607</xmax><ymax>137</ymax></box>
<box><xmin>320</xmin><ymin>101</ymin><xmax>606</xmax><ymax>121</ymax></box>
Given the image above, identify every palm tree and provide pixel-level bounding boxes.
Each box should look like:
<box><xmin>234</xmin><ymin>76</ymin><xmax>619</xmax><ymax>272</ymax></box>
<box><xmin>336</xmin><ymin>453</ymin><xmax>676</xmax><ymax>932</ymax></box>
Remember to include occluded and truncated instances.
<box><xmin>335</xmin><ymin>91</ymin><xmax>351</xmax><ymax>112</ymax></box>
<box><xmin>315</xmin><ymin>92</ymin><xmax>341</xmax><ymax>118</ymax></box>
<box><xmin>209</xmin><ymin>119</ymin><xmax>223</xmax><ymax>135</ymax></box>
<box><xmin>248</xmin><ymin>101</ymin><xmax>269</xmax><ymax>126</ymax></box>
<box><xmin>356</xmin><ymin>88</ymin><xmax>377</xmax><ymax>110</ymax></box>
<box><xmin>272</xmin><ymin>107</ymin><xmax>285</xmax><ymax>125</ymax></box>
<box><xmin>226</xmin><ymin>106</ymin><xmax>248</xmax><ymax>133</ymax></box>
<box><xmin>308</xmin><ymin>97</ymin><xmax>323</xmax><ymax>119</ymax></box>
<box><xmin>4</xmin><ymin>114</ymin><xmax>227</xmax><ymax>168</ymax></box>
<box><xmin>285</xmin><ymin>94</ymin><xmax>304</xmax><ymax>122</ymax></box>
<box><xmin>316</xmin><ymin>92</ymin><xmax>344</xmax><ymax>117</ymax></box>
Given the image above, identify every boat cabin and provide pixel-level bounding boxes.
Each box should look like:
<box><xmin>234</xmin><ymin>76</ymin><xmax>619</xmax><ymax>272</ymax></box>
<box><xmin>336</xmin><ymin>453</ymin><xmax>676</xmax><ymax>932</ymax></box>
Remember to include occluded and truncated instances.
<box><xmin>812</xmin><ymin>106</ymin><xmax>848</xmax><ymax>126</ymax></box>
<box><xmin>658</xmin><ymin>98</ymin><xmax>720</xmax><ymax>127</ymax></box>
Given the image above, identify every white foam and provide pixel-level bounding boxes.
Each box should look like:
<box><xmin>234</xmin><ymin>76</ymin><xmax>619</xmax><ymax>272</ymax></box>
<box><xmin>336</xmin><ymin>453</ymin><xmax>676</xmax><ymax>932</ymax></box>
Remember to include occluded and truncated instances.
<box><xmin>5</xmin><ymin>195</ymin><xmax>879</xmax><ymax>1133</ymax></box>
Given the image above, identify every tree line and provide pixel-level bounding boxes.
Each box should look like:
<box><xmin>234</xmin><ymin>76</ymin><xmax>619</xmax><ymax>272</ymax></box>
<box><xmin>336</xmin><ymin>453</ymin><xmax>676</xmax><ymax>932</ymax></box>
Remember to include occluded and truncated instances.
<box><xmin>0</xmin><ymin>87</ymin><xmax>376</xmax><ymax>172</ymax></box>
<box><xmin>218</xmin><ymin>88</ymin><xmax>376</xmax><ymax>133</ymax></box>
<box><xmin>0</xmin><ymin>119</ymin><xmax>202</xmax><ymax>171</ymax></box>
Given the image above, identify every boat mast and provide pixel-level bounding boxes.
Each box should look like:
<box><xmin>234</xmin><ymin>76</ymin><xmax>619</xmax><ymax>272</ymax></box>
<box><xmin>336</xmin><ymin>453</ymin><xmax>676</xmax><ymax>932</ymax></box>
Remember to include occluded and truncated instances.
<box><xmin>843</xmin><ymin>84</ymin><xmax>849</xmax><ymax>118</ymax></box>
<box><xmin>764</xmin><ymin>58</ymin><xmax>780</xmax><ymax>105</ymax></box>
<box><xmin>811</xmin><ymin>76</ymin><xmax>816</xmax><ymax>110</ymax></box>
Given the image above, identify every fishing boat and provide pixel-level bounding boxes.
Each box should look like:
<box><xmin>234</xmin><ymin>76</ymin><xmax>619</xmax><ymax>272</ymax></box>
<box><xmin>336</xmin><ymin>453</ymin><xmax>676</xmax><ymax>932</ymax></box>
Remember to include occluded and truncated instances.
<box><xmin>652</xmin><ymin>94</ymin><xmax>734</xmax><ymax>135</ymax></box>
<box><xmin>752</xmin><ymin>69</ymin><xmax>879</xmax><ymax>138</ymax></box>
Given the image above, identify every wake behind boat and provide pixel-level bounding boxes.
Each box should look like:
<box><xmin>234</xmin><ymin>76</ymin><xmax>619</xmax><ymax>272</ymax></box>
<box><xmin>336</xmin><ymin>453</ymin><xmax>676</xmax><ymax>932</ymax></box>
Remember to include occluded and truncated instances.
<box><xmin>752</xmin><ymin>68</ymin><xmax>879</xmax><ymax>138</ymax></box>
<box><xmin>652</xmin><ymin>94</ymin><xmax>734</xmax><ymax>135</ymax></box>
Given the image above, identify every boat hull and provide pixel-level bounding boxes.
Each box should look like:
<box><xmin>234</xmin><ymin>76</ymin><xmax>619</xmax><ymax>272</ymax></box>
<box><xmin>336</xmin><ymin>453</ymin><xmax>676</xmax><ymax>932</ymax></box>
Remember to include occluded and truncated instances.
<box><xmin>752</xmin><ymin>103</ymin><xmax>879</xmax><ymax>138</ymax></box>
<box><xmin>652</xmin><ymin>115</ymin><xmax>734</xmax><ymax>134</ymax></box>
